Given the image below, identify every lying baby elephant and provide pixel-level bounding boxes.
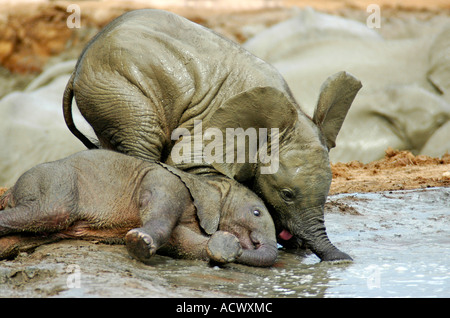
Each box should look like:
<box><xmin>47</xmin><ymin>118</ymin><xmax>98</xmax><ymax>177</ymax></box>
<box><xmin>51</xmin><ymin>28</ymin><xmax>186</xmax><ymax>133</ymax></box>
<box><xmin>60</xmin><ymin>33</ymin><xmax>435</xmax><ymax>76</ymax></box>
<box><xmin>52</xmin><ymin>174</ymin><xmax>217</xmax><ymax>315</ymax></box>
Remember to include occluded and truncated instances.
<box><xmin>0</xmin><ymin>150</ymin><xmax>277</xmax><ymax>267</ymax></box>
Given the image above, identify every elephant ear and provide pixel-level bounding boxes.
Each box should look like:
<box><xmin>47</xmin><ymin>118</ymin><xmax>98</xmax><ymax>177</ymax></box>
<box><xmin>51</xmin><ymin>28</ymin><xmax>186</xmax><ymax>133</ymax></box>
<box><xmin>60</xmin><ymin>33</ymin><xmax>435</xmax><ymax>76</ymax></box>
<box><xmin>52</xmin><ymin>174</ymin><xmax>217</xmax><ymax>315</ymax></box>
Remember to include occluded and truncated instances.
<box><xmin>158</xmin><ymin>163</ymin><xmax>228</xmax><ymax>235</ymax></box>
<box><xmin>427</xmin><ymin>23</ymin><xmax>450</xmax><ymax>100</ymax></box>
<box><xmin>203</xmin><ymin>86</ymin><xmax>298</xmax><ymax>181</ymax></box>
<box><xmin>313</xmin><ymin>71</ymin><xmax>362</xmax><ymax>150</ymax></box>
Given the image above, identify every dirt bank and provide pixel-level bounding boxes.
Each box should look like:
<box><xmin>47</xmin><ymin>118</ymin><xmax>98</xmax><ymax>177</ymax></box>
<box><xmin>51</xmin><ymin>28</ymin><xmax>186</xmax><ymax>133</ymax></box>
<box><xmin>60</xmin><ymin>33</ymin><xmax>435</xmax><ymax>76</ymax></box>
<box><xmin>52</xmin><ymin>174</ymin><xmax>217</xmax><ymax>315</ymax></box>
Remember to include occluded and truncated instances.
<box><xmin>330</xmin><ymin>148</ymin><xmax>450</xmax><ymax>195</ymax></box>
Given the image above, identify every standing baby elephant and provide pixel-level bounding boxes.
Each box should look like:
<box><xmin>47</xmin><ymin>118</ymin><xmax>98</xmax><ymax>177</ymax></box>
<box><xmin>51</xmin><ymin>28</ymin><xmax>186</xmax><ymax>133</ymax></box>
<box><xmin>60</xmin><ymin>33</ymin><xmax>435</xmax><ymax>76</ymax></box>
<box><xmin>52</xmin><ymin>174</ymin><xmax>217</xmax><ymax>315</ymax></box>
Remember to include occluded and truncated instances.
<box><xmin>0</xmin><ymin>150</ymin><xmax>277</xmax><ymax>267</ymax></box>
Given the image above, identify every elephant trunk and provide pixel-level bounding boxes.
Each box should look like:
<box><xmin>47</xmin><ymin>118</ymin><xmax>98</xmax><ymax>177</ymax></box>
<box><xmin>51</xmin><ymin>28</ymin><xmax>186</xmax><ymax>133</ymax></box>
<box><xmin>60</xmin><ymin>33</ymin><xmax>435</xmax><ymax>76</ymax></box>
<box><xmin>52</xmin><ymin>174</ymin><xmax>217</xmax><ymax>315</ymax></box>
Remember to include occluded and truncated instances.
<box><xmin>237</xmin><ymin>233</ymin><xmax>278</xmax><ymax>267</ymax></box>
<box><xmin>306</xmin><ymin>225</ymin><xmax>352</xmax><ymax>262</ymax></box>
<box><xmin>287</xmin><ymin>206</ymin><xmax>352</xmax><ymax>262</ymax></box>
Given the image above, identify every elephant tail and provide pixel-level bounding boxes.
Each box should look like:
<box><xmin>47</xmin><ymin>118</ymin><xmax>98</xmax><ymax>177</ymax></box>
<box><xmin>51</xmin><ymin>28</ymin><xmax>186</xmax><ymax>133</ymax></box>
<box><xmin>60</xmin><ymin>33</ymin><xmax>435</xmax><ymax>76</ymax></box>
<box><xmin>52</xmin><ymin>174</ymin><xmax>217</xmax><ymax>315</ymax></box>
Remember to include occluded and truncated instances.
<box><xmin>63</xmin><ymin>72</ymin><xmax>98</xmax><ymax>149</ymax></box>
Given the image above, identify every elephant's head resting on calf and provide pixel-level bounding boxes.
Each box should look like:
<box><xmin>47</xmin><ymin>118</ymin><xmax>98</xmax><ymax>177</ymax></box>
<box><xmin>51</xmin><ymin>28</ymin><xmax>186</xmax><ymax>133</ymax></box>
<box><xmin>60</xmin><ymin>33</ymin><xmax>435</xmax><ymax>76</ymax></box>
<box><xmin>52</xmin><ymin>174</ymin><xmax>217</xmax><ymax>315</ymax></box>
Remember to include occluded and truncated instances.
<box><xmin>203</xmin><ymin>72</ymin><xmax>362</xmax><ymax>261</ymax></box>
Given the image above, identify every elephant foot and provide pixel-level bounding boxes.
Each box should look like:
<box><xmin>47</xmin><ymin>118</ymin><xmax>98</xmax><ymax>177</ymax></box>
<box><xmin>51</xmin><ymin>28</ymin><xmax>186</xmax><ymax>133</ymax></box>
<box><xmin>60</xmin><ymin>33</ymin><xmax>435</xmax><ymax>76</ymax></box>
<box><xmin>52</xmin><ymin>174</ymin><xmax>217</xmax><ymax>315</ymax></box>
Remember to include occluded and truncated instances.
<box><xmin>206</xmin><ymin>231</ymin><xmax>243</xmax><ymax>264</ymax></box>
<box><xmin>125</xmin><ymin>229</ymin><xmax>157</xmax><ymax>264</ymax></box>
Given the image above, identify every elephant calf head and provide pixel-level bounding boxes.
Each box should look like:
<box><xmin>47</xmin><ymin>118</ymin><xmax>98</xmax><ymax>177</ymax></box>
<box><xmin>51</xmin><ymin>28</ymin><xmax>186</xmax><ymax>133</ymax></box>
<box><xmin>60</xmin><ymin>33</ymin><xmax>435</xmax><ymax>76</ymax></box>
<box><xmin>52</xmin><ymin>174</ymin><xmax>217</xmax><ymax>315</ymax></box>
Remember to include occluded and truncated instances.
<box><xmin>160</xmin><ymin>164</ymin><xmax>278</xmax><ymax>267</ymax></box>
<box><xmin>204</xmin><ymin>71</ymin><xmax>362</xmax><ymax>262</ymax></box>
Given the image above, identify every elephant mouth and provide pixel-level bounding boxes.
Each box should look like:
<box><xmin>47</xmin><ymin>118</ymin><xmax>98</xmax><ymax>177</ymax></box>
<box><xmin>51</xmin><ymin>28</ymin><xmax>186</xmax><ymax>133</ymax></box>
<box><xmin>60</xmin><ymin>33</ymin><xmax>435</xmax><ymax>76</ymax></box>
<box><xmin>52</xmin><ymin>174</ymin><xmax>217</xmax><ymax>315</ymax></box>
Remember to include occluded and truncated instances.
<box><xmin>278</xmin><ymin>229</ymin><xmax>293</xmax><ymax>241</ymax></box>
<box><xmin>274</xmin><ymin>219</ymin><xmax>295</xmax><ymax>244</ymax></box>
<box><xmin>277</xmin><ymin>227</ymin><xmax>306</xmax><ymax>249</ymax></box>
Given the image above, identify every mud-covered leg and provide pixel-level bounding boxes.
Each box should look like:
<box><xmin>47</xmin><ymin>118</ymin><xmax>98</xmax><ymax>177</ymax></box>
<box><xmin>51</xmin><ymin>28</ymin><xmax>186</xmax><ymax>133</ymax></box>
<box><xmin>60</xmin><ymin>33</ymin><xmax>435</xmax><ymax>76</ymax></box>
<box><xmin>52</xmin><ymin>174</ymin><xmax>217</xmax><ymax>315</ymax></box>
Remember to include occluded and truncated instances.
<box><xmin>0</xmin><ymin>234</ymin><xmax>61</xmax><ymax>260</ymax></box>
<box><xmin>75</xmin><ymin>74</ymin><xmax>170</xmax><ymax>162</ymax></box>
<box><xmin>0</xmin><ymin>188</ymin><xmax>11</xmax><ymax>210</ymax></box>
<box><xmin>0</xmin><ymin>205</ymin><xmax>30</xmax><ymax>236</ymax></box>
<box><xmin>125</xmin><ymin>205</ymin><xmax>185</xmax><ymax>264</ymax></box>
<box><xmin>0</xmin><ymin>204</ymin><xmax>72</xmax><ymax>237</ymax></box>
<box><xmin>125</xmin><ymin>228</ymin><xmax>156</xmax><ymax>264</ymax></box>
<box><xmin>125</xmin><ymin>169</ymin><xmax>190</xmax><ymax>264</ymax></box>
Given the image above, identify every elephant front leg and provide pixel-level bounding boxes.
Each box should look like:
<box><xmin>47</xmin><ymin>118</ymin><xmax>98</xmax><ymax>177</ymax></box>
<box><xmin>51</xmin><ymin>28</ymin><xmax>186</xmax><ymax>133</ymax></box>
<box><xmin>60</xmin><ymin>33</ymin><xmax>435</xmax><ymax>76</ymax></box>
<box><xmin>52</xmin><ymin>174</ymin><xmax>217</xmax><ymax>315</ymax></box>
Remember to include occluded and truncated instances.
<box><xmin>206</xmin><ymin>231</ymin><xmax>242</xmax><ymax>264</ymax></box>
<box><xmin>156</xmin><ymin>225</ymin><xmax>210</xmax><ymax>261</ymax></box>
<box><xmin>125</xmin><ymin>217</ymin><xmax>179</xmax><ymax>264</ymax></box>
<box><xmin>161</xmin><ymin>227</ymin><xmax>242</xmax><ymax>265</ymax></box>
<box><xmin>125</xmin><ymin>199</ymin><xmax>185</xmax><ymax>264</ymax></box>
<box><xmin>125</xmin><ymin>173</ymin><xmax>193</xmax><ymax>264</ymax></box>
<box><xmin>125</xmin><ymin>228</ymin><xmax>158</xmax><ymax>264</ymax></box>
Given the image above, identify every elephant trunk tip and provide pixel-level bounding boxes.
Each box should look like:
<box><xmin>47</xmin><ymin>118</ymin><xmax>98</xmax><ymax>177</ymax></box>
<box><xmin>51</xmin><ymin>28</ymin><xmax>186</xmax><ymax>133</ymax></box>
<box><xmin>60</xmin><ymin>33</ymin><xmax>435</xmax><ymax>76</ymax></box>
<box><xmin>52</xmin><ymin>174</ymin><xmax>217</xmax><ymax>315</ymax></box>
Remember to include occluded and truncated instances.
<box><xmin>319</xmin><ymin>249</ymin><xmax>353</xmax><ymax>263</ymax></box>
<box><xmin>238</xmin><ymin>239</ymin><xmax>278</xmax><ymax>267</ymax></box>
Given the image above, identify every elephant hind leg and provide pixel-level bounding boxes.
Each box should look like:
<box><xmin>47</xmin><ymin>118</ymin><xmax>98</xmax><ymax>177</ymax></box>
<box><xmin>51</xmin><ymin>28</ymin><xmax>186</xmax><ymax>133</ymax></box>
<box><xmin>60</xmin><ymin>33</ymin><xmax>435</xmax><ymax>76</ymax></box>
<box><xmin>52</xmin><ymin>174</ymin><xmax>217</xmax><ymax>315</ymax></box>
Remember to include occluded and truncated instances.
<box><xmin>0</xmin><ymin>188</ymin><xmax>11</xmax><ymax>210</ymax></box>
<box><xmin>0</xmin><ymin>204</ymin><xmax>73</xmax><ymax>237</ymax></box>
<box><xmin>58</xmin><ymin>220</ymin><xmax>138</xmax><ymax>243</ymax></box>
<box><xmin>0</xmin><ymin>234</ymin><xmax>61</xmax><ymax>260</ymax></box>
<box><xmin>75</xmin><ymin>75</ymin><xmax>171</xmax><ymax>162</ymax></box>
<box><xmin>0</xmin><ymin>221</ymin><xmax>139</xmax><ymax>260</ymax></box>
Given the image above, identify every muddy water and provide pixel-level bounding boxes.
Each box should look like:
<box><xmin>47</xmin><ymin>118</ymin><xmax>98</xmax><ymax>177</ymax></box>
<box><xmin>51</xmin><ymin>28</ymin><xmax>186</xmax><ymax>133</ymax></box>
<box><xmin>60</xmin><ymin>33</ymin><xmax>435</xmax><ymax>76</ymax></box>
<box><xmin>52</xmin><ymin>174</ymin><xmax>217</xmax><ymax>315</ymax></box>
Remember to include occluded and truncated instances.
<box><xmin>322</xmin><ymin>187</ymin><xmax>450</xmax><ymax>297</ymax></box>
<box><xmin>0</xmin><ymin>187</ymin><xmax>448</xmax><ymax>297</ymax></box>
<box><xmin>150</xmin><ymin>187</ymin><xmax>450</xmax><ymax>297</ymax></box>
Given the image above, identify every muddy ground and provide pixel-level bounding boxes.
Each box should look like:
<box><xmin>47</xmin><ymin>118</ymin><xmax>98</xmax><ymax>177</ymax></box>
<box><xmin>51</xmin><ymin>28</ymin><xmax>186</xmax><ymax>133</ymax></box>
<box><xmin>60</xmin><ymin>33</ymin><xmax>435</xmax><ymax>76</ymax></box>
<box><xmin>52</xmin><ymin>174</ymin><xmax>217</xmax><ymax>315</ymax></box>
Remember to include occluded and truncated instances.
<box><xmin>0</xmin><ymin>0</ymin><xmax>449</xmax><ymax>298</ymax></box>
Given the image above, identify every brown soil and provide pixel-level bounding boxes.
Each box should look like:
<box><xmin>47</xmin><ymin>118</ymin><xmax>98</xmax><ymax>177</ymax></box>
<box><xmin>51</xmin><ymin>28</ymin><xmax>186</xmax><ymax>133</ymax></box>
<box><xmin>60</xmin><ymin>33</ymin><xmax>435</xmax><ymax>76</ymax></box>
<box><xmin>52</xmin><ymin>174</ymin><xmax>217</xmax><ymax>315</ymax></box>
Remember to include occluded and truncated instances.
<box><xmin>330</xmin><ymin>148</ymin><xmax>450</xmax><ymax>195</ymax></box>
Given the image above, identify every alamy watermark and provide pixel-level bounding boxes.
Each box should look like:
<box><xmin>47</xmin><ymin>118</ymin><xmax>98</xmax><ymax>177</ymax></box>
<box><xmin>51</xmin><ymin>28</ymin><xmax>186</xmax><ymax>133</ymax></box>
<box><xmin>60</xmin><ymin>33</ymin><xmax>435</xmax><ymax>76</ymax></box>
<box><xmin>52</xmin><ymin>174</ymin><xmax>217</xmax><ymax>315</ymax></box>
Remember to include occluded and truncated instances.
<box><xmin>66</xmin><ymin>4</ymin><xmax>81</xmax><ymax>29</ymax></box>
<box><xmin>366</xmin><ymin>4</ymin><xmax>381</xmax><ymax>29</ymax></box>
<box><xmin>66</xmin><ymin>264</ymin><xmax>81</xmax><ymax>288</ymax></box>
<box><xmin>366</xmin><ymin>265</ymin><xmax>381</xmax><ymax>289</ymax></box>
<box><xmin>66</xmin><ymin>3</ymin><xmax>381</xmax><ymax>30</ymax></box>
<box><xmin>171</xmin><ymin>120</ymin><xmax>280</xmax><ymax>174</ymax></box>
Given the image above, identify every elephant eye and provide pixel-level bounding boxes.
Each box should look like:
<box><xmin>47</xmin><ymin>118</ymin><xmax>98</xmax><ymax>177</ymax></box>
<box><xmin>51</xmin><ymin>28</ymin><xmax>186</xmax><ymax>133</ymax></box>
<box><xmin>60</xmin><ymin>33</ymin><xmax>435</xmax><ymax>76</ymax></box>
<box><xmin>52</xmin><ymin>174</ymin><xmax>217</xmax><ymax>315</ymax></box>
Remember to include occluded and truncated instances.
<box><xmin>280</xmin><ymin>189</ymin><xmax>295</xmax><ymax>202</ymax></box>
<box><xmin>253</xmin><ymin>209</ymin><xmax>261</xmax><ymax>217</ymax></box>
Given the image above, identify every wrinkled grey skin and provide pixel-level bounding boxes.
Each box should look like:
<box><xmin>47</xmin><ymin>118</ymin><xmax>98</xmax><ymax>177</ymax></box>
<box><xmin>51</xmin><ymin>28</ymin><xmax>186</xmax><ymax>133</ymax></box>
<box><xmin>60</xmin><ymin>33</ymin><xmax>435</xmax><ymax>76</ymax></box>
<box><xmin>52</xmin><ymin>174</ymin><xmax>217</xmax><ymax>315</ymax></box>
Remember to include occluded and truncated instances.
<box><xmin>64</xmin><ymin>9</ymin><xmax>361</xmax><ymax>261</ymax></box>
<box><xmin>0</xmin><ymin>150</ymin><xmax>277</xmax><ymax>267</ymax></box>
